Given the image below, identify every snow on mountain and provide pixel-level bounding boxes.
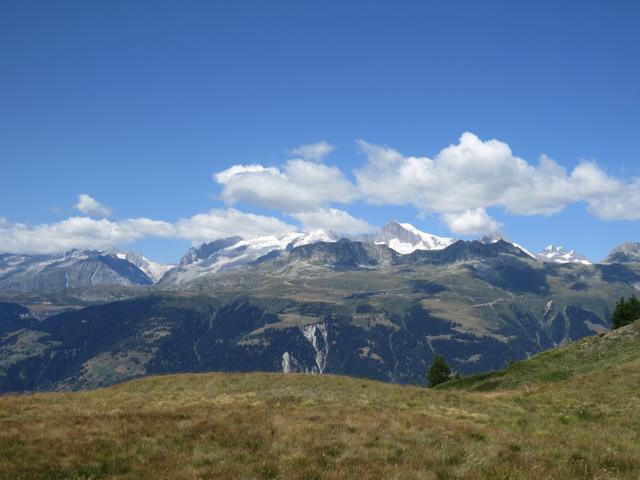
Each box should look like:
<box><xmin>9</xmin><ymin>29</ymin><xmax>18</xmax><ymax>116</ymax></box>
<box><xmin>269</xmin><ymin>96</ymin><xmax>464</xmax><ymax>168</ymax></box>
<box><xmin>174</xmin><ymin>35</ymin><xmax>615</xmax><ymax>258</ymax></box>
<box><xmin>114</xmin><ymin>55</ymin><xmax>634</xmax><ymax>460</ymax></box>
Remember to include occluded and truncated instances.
<box><xmin>288</xmin><ymin>229</ymin><xmax>340</xmax><ymax>248</ymax></box>
<box><xmin>537</xmin><ymin>245</ymin><xmax>592</xmax><ymax>265</ymax></box>
<box><xmin>179</xmin><ymin>237</ymin><xmax>244</xmax><ymax>266</ymax></box>
<box><xmin>160</xmin><ymin>230</ymin><xmax>339</xmax><ymax>285</ymax></box>
<box><xmin>374</xmin><ymin>220</ymin><xmax>454</xmax><ymax>254</ymax></box>
<box><xmin>164</xmin><ymin>221</ymin><xmax>456</xmax><ymax>286</ymax></box>
<box><xmin>115</xmin><ymin>252</ymin><xmax>175</xmax><ymax>282</ymax></box>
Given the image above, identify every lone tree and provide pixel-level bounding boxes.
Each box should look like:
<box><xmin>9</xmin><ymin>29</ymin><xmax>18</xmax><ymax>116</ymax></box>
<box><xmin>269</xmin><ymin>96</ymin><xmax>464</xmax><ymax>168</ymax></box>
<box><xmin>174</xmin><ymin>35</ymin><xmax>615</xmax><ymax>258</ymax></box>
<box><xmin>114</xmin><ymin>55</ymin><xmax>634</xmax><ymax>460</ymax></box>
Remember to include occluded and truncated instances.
<box><xmin>427</xmin><ymin>355</ymin><xmax>451</xmax><ymax>387</ymax></box>
<box><xmin>612</xmin><ymin>295</ymin><xmax>640</xmax><ymax>329</ymax></box>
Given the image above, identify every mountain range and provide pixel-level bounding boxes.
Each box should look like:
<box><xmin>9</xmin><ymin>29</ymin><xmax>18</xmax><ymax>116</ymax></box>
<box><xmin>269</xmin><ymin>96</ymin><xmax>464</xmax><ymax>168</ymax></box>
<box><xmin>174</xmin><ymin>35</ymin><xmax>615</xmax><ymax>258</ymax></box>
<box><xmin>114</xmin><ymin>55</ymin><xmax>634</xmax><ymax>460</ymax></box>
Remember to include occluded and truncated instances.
<box><xmin>536</xmin><ymin>245</ymin><xmax>592</xmax><ymax>265</ymax></box>
<box><xmin>0</xmin><ymin>219</ymin><xmax>639</xmax><ymax>393</ymax></box>
<box><xmin>0</xmin><ymin>220</ymin><xmax>627</xmax><ymax>293</ymax></box>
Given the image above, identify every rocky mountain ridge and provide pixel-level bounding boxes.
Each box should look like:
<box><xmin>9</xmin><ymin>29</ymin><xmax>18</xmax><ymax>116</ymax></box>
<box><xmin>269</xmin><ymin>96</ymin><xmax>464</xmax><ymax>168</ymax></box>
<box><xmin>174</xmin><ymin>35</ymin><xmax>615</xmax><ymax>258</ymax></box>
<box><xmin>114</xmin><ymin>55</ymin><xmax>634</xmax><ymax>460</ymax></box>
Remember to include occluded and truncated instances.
<box><xmin>0</xmin><ymin>220</ymin><xmax>637</xmax><ymax>293</ymax></box>
<box><xmin>604</xmin><ymin>242</ymin><xmax>640</xmax><ymax>264</ymax></box>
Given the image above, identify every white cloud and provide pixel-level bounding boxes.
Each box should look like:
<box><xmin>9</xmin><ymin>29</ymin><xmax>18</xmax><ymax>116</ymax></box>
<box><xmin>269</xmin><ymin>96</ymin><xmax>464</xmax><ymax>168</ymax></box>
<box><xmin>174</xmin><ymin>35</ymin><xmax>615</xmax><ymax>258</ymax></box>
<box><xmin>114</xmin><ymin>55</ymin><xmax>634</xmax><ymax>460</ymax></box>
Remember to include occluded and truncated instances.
<box><xmin>0</xmin><ymin>217</ymin><xmax>173</xmax><ymax>254</ymax></box>
<box><xmin>215</xmin><ymin>159</ymin><xmax>358</xmax><ymax>212</ymax></box>
<box><xmin>292</xmin><ymin>208</ymin><xmax>374</xmax><ymax>235</ymax></box>
<box><xmin>214</xmin><ymin>164</ymin><xmax>279</xmax><ymax>184</ymax></box>
<box><xmin>586</xmin><ymin>177</ymin><xmax>640</xmax><ymax>220</ymax></box>
<box><xmin>175</xmin><ymin>208</ymin><xmax>296</xmax><ymax>244</ymax></box>
<box><xmin>287</xmin><ymin>141</ymin><xmax>335</xmax><ymax>161</ymax></box>
<box><xmin>5</xmin><ymin>133</ymin><xmax>639</xmax><ymax>256</ymax></box>
<box><xmin>0</xmin><ymin>209</ymin><xmax>297</xmax><ymax>254</ymax></box>
<box><xmin>355</xmin><ymin>132</ymin><xmax>640</xmax><ymax>222</ymax></box>
<box><xmin>442</xmin><ymin>208</ymin><xmax>500</xmax><ymax>235</ymax></box>
<box><xmin>74</xmin><ymin>194</ymin><xmax>112</xmax><ymax>218</ymax></box>
<box><xmin>355</xmin><ymin>133</ymin><xmax>536</xmax><ymax>212</ymax></box>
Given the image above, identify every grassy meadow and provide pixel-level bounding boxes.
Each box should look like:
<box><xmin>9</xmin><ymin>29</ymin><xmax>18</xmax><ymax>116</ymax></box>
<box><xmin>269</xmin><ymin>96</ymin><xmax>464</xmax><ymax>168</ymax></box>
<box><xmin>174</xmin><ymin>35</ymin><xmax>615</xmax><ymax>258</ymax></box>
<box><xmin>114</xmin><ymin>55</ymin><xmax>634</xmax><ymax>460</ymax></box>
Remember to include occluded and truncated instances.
<box><xmin>1</xmin><ymin>321</ymin><xmax>639</xmax><ymax>479</ymax></box>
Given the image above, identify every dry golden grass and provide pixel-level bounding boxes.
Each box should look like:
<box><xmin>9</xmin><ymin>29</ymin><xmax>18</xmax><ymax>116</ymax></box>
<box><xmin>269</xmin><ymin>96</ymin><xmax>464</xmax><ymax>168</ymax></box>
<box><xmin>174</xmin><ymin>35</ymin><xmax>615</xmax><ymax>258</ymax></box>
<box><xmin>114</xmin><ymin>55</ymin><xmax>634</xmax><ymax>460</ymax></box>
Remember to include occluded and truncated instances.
<box><xmin>1</xmin><ymin>363</ymin><xmax>639</xmax><ymax>479</ymax></box>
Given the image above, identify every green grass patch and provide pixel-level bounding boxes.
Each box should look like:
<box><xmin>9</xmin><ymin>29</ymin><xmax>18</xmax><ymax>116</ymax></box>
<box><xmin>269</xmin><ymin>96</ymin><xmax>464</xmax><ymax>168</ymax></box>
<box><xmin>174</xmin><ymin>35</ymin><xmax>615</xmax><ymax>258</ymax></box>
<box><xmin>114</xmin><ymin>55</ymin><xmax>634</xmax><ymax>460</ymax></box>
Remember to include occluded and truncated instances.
<box><xmin>439</xmin><ymin>319</ymin><xmax>640</xmax><ymax>391</ymax></box>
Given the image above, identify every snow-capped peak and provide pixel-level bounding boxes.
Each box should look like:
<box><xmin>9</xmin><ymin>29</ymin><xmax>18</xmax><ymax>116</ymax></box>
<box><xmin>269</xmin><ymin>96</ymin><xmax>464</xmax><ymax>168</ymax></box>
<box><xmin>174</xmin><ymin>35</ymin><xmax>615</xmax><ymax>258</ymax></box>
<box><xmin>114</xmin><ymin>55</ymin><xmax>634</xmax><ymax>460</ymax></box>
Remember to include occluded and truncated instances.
<box><xmin>288</xmin><ymin>229</ymin><xmax>339</xmax><ymax>248</ymax></box>
<box><xmin>537</xmin><ymin>245</ymin><xmax>592</xmax><ymax>265</ymax></box>
<box><xmin>160</xmin><ymin>231</ymin><xmax>339</xmax><ymax>285</ymax></box>
<box><xmin>115</xmin><ymin>251</ymin><xmax>175</xmax><ymax>282</ymax></box>
<box><xmin>374</xmin><ymin>220</ymin><xmax>455</xmax><ymax>254</ymax></box>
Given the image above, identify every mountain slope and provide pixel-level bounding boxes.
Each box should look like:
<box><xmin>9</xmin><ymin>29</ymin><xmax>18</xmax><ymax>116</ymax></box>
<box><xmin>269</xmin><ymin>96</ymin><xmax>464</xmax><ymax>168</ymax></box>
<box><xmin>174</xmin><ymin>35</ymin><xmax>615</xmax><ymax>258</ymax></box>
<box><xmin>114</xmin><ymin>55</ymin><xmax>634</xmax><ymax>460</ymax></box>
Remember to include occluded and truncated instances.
<box><xmin>605</xmin><ymin>242</ymin><xmax>640</xmax><ymax>264</ymax></box>
<box><xmin>440</xmin><ymin>319</ymin><xmax>640</xmax><ymax>391</ymax></box>
<box><xmin>0</xmin><ymin>250</ymin><xmax>153</xmax><ymax>292</ymax></box>
<box><xmin>2</xmin><ymin>358</ymin><xmax>639</xmax><ymax>479</ymax></box>
<box><xmin>285</xmin><ymin>238</ymin><xmax>397</xmax><ymax>267</ymax></box>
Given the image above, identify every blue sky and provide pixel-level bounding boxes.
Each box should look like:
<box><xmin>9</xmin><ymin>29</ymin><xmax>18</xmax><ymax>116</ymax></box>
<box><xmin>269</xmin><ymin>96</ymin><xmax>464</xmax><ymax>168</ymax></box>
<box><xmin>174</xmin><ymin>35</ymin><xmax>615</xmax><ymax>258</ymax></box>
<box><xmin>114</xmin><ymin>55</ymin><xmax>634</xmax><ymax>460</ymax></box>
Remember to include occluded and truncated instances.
<box><xmin>1</xmin><ymin>1</ymin><xmax>639</xmax><ymax>263</ymax></box>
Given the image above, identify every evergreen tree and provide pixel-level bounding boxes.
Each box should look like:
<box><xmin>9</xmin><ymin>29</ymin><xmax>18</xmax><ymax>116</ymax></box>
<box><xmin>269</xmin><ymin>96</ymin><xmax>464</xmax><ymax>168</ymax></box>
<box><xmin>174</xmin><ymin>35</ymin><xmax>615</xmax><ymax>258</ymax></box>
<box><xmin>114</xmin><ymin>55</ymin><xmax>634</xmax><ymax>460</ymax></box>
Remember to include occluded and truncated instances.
<box><xmin>612</xmin><ymin>295</ymin><xmax>640</xmax><ymax>329</ymax></box>
<box><xmin>612</xmin><ymin>297</ymin><xmax>627</xmax><ymax>329</ymax></box>
<box><xmin>427</xmin><ymin>355</ymin><xmax>451</xmax><ymax>387</ymax></box>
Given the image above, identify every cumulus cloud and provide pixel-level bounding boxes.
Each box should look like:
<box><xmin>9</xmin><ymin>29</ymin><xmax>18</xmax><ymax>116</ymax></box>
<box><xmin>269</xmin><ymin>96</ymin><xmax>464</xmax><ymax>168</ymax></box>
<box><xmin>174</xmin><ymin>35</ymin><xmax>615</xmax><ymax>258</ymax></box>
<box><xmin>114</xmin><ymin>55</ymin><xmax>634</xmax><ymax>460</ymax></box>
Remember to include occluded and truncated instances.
<box><xmin>355</xmin><ymin>132</ymin><xmax>640</xmax><ymax>221</ymax></box>
<box><xmin>0</xmin><ymin>217</ymin><xmax>173</xmax><ymax>254</ymax></box>
<box><xmin>442</xmin><ymin>208</ymin><xmax>501</xmax><ymax>235</ymax></box>
<box><xmin>174</xmin><ymin>208</ymin><xmax>296</xmax><ymax>244</ymax></box>
<box><xmin>74</xmin><ymin>194</ymin><xmax>112</xmax><ymax>217</ymax></box>
<box><xmin>0</xmin><ymin>209</ymin><xmax>297</xmax><ymax>254</ymax></box>
<box><xmin>355</xmin><ymin>133</ymin><xmax>536</xmax><ymax>212</ymax></box>
<box><xmin>287</xmin><ymin>141</ymin><xmax>335</xmax><ymax>161</ymax></box>
<box><xmin>291</xmin><ymin>208</ymin><xmax>374</xmax><ymax>235</ymax></box>
<box><xmin>5</xmin><ymin>133</ymin><xmax>639</xmax><ymax>255</ymax></box>
<box><xmin>215</xmin><ymin>159</ymin><xmax>357</xmax><ymax>212</ymax></box>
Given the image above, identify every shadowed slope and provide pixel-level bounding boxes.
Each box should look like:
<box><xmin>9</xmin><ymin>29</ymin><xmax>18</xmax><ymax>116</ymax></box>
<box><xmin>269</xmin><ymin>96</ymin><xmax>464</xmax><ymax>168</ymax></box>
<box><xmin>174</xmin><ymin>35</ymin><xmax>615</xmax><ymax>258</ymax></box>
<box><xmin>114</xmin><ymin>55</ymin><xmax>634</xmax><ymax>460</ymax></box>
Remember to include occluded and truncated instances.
<box><xmin>439</xmin><ymin>319</ymin><xmax>640</xmax><ymax>391</ymax></box>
